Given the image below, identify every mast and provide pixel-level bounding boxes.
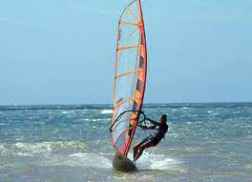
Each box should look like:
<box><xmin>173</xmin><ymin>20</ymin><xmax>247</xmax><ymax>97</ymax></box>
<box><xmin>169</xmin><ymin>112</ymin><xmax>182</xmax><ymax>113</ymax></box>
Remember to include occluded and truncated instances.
<box><xmin>137</xmin><ymin>0</ymin><xmax>148</xmax><ymax>116</ymax></box>
<box><xmin>123</xmin><ymin>0</ymin><xmax>148</xmax><ymax>156</ymax></box>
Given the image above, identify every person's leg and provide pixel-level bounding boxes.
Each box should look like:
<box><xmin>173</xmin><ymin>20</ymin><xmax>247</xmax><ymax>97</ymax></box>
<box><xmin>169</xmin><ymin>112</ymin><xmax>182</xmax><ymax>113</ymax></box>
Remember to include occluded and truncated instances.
<box><xmin>133</xmin><ymin>136</ymin><xmax>153</xmax><ymax>161</ymax></box>
<box><xmin>134</xmin><ymin>135</ymin><xmax>153</xmax><ymax>150</ymax></box>
<box><xmin>141</xmin><ymin>135</ymin><xmax>153</xmax><ymax>145</ymax></box>
<box><xmin>142</xmin><ymin>137</ymin><xmax>160</xmax><ymax>149</ymax></box>
<box><xmin>133</xmin><ymin>146</ymin><xmax>144</xmax><ymax>161</ymax></box>
<box><xmin>134</xmin><ymin>136</ymin><xmax>163</xmax><ymax>161</ymax></box>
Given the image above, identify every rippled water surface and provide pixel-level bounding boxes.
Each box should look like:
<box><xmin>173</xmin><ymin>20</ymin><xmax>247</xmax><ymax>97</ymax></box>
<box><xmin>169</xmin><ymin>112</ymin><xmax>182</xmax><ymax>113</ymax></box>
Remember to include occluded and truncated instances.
<box><xmin>0</xmin><ymin>103</ymin><xmax>252</xmax><ymax>182</ymax></box>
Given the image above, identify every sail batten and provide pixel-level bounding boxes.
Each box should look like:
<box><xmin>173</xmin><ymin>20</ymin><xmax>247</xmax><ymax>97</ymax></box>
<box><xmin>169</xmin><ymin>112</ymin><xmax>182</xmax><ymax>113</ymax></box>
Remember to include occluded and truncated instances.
<box><xmin>117</xmin><ymin>45</ymin><xmax>139</xmax><ymax>51</ymax></box>
<box><xmin>111</xmin><ymin>0</ymin><xmax>147</xmax><ymax>157</ymax></box>
<box><xmin>120</xmin><ymin>21</ymin><xmax>139</xmax><ymax>26</ymax></box>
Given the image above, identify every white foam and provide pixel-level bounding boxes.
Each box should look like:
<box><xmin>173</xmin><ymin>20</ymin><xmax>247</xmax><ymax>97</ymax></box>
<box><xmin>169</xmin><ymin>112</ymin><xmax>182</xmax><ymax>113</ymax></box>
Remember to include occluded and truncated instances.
<box><xmin>92</xmin><ymin>118</ymin><xmax>110</xmax><ymax>122</ymax></box>
<box><xmin>101</xmin><ymin>109</ymin><xmax>112</xmax><ymax>114</ymax></box>
<box><xmin>15</xmin><ymin>142</ymin><xmax>53</xmax><ymax>154</ymax></box>
<box><xmin>182</xmin><ymin>107</ymin><xmax>189</xmax><ymax>110</ymax></box>
<box><xmin>0</xmin><ymin>141</ymin><xmax>86</xmax><ymax>157</ymax></box>
<box><xmin>16</xmin><ymin>152</ymin><xmax>33</xmax><ymax>157</ymax></box>
<box><xmin>70</xmin><ymin>153</ymin><xmax>112</xmax><ymax>168</ymax></box>
<box><xmin>42</xmin><ymin>152</ymin><xmax>112</xmax><ymax>169</ymax></box>
<box><xmin>0</xmin><ymin>144</ymin><xmax>7</xmax><ymax>155</ymax></box>
<box><xmin>246</xmin><ymin>163</ymin><xmax>252</xmax><ymax>170</ymax></box>
<box><xmin>61</xmin><ymin>111</ymin><xmax>70</xmax><ymax>114</ymax></box>
<box><xmin>135</xmin><ymin>152</ymin><xmax>185</xmax><ymax>172</ymax></box>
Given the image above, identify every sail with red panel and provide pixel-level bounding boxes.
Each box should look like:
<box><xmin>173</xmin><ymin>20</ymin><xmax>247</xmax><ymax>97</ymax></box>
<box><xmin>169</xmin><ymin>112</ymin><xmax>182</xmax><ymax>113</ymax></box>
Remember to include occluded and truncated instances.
<box><xmin>110</xmin><ymin>0</ymin><xmax>147</xmax><ymax>158</ymax></box>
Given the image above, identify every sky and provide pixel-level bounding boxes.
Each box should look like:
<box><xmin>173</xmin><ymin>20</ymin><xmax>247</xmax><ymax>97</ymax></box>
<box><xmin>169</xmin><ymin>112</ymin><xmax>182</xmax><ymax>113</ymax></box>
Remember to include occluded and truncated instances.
<box><xmin>0</xmin><ymin>0</ymin><xmax>252</xmax><ymax>105</ymax></box>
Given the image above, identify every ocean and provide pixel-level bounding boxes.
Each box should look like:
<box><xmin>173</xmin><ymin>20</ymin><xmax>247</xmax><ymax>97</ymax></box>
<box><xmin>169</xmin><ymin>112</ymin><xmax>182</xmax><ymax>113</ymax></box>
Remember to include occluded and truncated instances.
<box><xmin>0</xmin><ymin>103</ymin><xmax>251</xmax><ymax>182</ymax></box>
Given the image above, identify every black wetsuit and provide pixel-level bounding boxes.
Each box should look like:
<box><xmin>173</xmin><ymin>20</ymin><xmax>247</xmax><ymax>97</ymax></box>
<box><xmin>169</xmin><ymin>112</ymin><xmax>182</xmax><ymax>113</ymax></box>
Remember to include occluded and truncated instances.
<box><xmin>133</xmin><ymin>120</ymin><xmax>168</xmax><ymax>161</ymax></box>
<box><xmin>152</xmin><ymin>123</ymin><xmax>168</xmax><ymax>143</ymax></box>
<box><xmin>146</xmin><ymin>122</ymin><xmax>168</xmax><ymax>146</ymax></box>
<box><xmin>135</xmin><ymin>120</ymin><xmax>168</xmax><ymax>148</ymax></box>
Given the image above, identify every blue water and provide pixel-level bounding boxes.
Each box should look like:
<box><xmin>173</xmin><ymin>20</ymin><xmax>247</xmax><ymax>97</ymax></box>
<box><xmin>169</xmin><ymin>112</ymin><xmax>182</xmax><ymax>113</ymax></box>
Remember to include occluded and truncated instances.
<box><xmin>0</xmin><ymin>103</ymin><xmax>252</xmax><ymax>182</ymax></box>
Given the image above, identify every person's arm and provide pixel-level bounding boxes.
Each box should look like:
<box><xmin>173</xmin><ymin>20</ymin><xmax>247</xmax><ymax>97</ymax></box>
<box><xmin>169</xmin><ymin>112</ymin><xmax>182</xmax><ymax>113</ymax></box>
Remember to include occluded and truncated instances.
<box><xmin>147</xmin><ymin>118</ymin><xmax>161</xmax><ymax>126</ymax></box>
<box><xmin>145</xmin><ymin>124</ymin><xmax>157</xmax><ymax>129</ymax></box>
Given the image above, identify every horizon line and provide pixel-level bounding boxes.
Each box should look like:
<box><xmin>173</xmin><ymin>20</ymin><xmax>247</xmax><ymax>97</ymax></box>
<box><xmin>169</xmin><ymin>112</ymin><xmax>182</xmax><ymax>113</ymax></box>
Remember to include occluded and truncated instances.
<box><xmin>1</xmin><ymin>101</ymin><xmax>252</xmax><ymax>107</ymax></box>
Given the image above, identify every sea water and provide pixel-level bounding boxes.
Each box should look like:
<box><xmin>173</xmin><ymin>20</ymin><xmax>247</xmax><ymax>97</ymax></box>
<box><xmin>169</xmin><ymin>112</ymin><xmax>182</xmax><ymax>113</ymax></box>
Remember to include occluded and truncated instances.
<box><xmin>0</xmin><ymin>103</ymin><xmax>251</xmax><ymax>182</ymax></box>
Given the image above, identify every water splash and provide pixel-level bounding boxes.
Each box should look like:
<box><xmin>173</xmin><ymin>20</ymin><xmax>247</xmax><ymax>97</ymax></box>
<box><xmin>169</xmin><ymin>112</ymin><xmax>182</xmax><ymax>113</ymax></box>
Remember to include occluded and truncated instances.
<box><xmin>136</xmin><ymin>152</ymin><xmax>185</xmax><ymax>172</ymax></box>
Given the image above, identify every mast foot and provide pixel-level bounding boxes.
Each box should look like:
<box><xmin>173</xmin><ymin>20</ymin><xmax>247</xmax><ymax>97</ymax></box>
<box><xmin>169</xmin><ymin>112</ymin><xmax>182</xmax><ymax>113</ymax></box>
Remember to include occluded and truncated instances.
<box><xmin>113</xmin><ymin>153</ymin><xmax>137</xmax><ymax>172</ymax></box>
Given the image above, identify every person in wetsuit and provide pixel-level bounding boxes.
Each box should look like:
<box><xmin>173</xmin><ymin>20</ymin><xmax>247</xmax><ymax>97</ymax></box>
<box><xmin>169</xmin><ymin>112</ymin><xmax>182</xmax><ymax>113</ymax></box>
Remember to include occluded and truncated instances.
<box><xmin>133</xmin><ymin>114</ymin><xmax>168</xmax><ymax>161</ymax></box>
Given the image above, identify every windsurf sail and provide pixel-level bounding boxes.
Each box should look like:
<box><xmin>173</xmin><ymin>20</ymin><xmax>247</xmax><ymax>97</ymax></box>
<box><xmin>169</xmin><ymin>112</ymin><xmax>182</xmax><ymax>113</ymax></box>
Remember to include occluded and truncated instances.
<box><xmin>110</xmin><ymin>0</ymin><xmax>148</xmax><ymax>157</ymax></box>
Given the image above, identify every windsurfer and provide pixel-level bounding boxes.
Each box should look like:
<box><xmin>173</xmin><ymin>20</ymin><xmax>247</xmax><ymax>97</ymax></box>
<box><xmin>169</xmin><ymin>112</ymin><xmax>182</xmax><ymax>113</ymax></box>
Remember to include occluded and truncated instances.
<box><xmin>133</xmin><ymin>114</ymin><xmax>168</xmax><ymax>161</ymax></box>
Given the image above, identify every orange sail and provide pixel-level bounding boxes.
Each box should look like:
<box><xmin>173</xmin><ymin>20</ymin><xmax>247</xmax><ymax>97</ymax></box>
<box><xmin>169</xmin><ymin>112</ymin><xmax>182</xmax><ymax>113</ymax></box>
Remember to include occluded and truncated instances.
<box><xmin>111</xmin><ymin>0</ymin><xmax>147</xmax><ymax>157</ymax></box>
